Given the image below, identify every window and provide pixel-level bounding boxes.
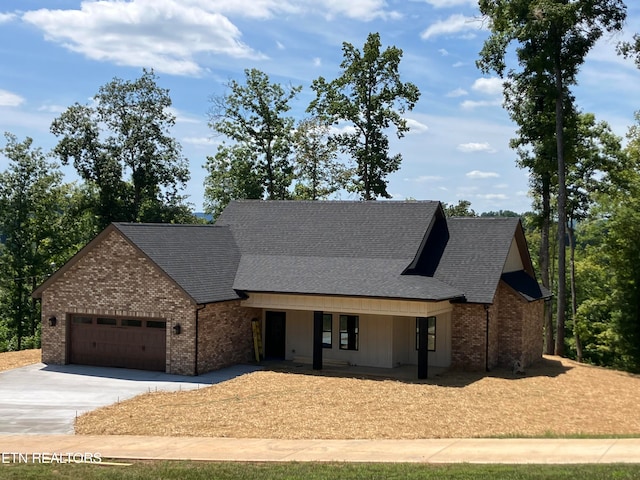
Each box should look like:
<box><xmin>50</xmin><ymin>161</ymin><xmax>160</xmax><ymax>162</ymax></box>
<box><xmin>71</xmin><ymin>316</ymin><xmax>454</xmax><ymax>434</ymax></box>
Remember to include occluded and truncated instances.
<box><xmin>97</xmin><ymin>317</ymin><xmax>117</xmax><ymax>326</ymax></box>
<box><xmin>339</xmin><ymin>315</ymin><xmax>359</xmax><ymax>350</ymax></box>
<box><xmin>416</xmin><ymin>316</ymin><xmax>436</xmax><ymax>351</ymax></box>
<box><xmin>72</xmin><ymin>316</ymin><xmax>93</xmax><ymax>325</ymax></box>
<box><xmin>121</xmin><ymin>319</ymin><xmax>142</xmax><ymax>327</ymax></box>
<box><xmin>146</xmin><ymin>320</ymin><xmax>166</xmax><ymax>329</ymax></box>
<box><xmin>322</xmin><ymin>314</ymin><xmax>332</xmax><ymax>348</ymax></box>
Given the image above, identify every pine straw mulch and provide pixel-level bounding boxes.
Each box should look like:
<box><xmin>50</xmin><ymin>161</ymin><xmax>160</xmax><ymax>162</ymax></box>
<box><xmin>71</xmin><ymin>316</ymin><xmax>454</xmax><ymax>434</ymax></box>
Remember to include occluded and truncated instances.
<box><xmin>0</xmin><ymin>349</ymin><xmax>41</xmax><ymax>372</ymax></box>
<box><xmin>75</xmin><ymin>356</ymin><xmax>640</xmax><ymax>439</ymax></box>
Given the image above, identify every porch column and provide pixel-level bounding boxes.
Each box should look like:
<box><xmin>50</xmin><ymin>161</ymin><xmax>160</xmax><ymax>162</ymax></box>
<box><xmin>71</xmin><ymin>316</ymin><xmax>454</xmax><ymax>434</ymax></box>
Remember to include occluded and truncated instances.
<box><xmin>418</xmin><ymin>316</ymin><xmax>428</xmax><ymax>379</ymax></box>
<box><xmin>313</xmin><ymin>311</ymin><xmax>323</xmax><ymax>370</ymax></box>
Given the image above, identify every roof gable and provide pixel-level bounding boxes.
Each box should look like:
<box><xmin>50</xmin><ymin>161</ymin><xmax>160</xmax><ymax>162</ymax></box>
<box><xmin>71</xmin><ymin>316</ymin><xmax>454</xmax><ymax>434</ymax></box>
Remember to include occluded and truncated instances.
<box><xmin>434</xmin><ymin>217</ymin><xmax>522</xmax><ymax>303</ymax></box>
<box><xmin>113</xmin><ymin>223</ymin><xmax>242</xmax><ymax>304</ymax></box>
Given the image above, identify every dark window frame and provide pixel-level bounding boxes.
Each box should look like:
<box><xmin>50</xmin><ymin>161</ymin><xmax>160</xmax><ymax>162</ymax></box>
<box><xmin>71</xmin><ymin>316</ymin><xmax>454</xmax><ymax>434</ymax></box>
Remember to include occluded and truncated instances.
<box><xmin>322</xmin><ymin>313</ymin><xmax>333</xmax><ymax>348</ymax></box>
<box><xmin>339</xmin><ymin>315</ymin><xmax>359</xmax><ymax>351</ymax></box>
<box><xmin>416</xmin><ymin>316</ymin><xmax>436</xmax><ymax>352</ymax></box>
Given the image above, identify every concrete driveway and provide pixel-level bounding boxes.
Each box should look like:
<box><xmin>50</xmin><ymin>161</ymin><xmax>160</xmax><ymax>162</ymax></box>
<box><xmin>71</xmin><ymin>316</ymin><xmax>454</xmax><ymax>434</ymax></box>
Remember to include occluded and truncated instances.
<box><xmin>0</xmin><ymin>363</ymin><xmax>260</xmax><ymax>435</ymax></box>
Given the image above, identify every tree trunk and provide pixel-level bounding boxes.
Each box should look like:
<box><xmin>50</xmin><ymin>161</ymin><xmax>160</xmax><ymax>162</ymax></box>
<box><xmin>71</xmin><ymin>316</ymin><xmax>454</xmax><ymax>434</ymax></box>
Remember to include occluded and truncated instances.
<box><xmin>568</xmin><ymin>219</ymin><xmax>582</xmax><ymax>362</ymax></box>
<box><xmin>540</xmin><ymin>174</ymin><xmax>554</xmax><ymax>354</ymax></box>
<box><xmin>554</xmin><ymin>49</ymin><xmax>567</xmax><ymax>358</ymax></box>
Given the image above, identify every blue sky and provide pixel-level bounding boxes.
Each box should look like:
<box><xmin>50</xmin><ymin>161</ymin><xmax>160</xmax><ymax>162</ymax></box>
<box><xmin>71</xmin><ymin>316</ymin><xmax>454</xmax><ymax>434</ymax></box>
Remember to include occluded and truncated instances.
<box><xmin>1</xmin><ymin>0</ymin><xmax>639</xmax><ymax>214</ymax></box>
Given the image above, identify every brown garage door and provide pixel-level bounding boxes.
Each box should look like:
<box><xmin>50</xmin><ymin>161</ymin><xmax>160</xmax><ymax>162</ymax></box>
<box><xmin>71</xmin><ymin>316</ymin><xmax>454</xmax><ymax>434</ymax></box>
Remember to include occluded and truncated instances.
<box><xmin>69</xmin><ymin>315</ymin><xmax>166</xmax><ymax>371</ymax></box>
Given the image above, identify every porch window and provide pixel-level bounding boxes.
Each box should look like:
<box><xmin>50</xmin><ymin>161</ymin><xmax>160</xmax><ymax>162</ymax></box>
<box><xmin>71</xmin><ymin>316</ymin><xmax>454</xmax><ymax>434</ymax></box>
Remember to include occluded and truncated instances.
<box><xmin>322</xmin><ymin>313</ymin><xmax>333</xmax><ymax>348</ymax></box>
<box><xmin>416</xmin><ymin>316</ymin><xmax>436</xmax><ymax>351</ymax></box>
<box><xmin>339</xmin><ymin>315</ymin><xmax>359</xmax><ymax>350</ymax></box>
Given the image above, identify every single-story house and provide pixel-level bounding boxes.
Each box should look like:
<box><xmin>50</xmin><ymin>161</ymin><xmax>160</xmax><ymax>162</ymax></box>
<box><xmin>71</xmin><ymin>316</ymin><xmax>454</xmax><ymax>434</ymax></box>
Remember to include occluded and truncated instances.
<box><xmin>34</xmin><ymin>200</ymin><xmax>549</xmax><ymax>377</ymax></box>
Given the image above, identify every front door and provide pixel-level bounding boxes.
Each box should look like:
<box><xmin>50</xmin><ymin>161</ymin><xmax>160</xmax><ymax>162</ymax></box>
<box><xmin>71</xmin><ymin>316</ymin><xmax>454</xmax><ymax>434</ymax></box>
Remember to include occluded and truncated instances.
<box><xmin>265</xmin><ymin>311</ymin><xmax>286</xmax><ymax>359</ymax></box>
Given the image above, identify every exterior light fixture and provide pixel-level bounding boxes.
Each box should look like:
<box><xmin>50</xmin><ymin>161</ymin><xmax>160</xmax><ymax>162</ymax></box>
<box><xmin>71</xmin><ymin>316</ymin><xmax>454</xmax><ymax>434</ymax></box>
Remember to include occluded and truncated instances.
<box><xmin>49</xmin><ymin>316</ymin><xmax>57</xmax><ymax>327</ymax></box>
<box><xmin>173</xmin><ymin>323</ymin><xmax>181</xmax><ymax>335</ymax></box>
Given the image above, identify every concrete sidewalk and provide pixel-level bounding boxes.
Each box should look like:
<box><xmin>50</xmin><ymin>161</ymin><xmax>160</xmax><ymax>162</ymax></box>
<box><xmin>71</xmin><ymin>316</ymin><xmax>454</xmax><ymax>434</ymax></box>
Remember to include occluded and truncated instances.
<box><xmin>1</xmin><ymin>436</ymin><xmax>640</xmax><ymax>464</ymax></box>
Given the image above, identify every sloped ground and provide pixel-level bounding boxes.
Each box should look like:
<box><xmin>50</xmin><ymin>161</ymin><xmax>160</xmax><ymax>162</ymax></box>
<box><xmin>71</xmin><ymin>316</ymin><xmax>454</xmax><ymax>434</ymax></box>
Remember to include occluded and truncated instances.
<box><xmin>75</xmin><ymin>356</ymin><xmax>640</xmax><ymax>439</ymax></box>
<box><xmin>0</xmin><ymin>349</ymin><xmax>41</xmax><ymax>372</ymax></box>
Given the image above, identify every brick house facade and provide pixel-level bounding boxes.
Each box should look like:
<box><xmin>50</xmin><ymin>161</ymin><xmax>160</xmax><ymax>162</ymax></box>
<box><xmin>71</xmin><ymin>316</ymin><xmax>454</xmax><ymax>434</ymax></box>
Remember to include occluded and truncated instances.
<box><xmin>38</xmin><ymin>229</ymin><xmax>259</xmax><ymax>376</ymax></box>
<box><xmin>35</xmin><ymin>201</ymin><xmax>548</xmax><ymax>377</ymax></box>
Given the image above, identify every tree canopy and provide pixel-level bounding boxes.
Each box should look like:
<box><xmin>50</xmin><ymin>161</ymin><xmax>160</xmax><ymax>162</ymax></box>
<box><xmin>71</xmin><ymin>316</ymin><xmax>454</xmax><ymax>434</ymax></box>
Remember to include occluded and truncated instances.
<box><xmin>308</xmin><ymin>32</ymin><xmax>420</xmax><ymax>200</ymax></box>
<box><xmin>207</xmin><ymin>68</ymin><xmax>301</xmax><ymax>207</ymax></box>
<box><xmin>51</xmin><ymin>69</ymin><xmax>192</xmax><ymax>228</ymax></box>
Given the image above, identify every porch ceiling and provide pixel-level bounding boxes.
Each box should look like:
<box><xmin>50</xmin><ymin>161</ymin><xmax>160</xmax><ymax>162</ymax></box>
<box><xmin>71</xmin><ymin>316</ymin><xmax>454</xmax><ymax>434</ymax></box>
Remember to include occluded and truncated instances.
<box><xmin>240</xmin><ymin>292</ymin><xmax>453</xmax><ymax>317</ymax></box>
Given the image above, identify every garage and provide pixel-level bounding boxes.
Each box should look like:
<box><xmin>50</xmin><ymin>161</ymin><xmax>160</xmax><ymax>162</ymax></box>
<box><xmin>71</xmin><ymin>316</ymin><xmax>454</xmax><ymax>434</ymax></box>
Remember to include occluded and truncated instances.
<box><xmin>69</xmin><ymin>314</ymin><xmax>167</xmax><ymax>371</ymax></box>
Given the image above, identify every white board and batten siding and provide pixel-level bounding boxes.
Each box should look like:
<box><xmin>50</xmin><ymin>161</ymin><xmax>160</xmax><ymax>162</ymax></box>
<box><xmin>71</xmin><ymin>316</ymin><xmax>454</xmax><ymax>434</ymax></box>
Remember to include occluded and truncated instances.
<box><xmin>243</xmin><ymin>293</ymin><xmax>453</xmax><ymax>369</ymax></box>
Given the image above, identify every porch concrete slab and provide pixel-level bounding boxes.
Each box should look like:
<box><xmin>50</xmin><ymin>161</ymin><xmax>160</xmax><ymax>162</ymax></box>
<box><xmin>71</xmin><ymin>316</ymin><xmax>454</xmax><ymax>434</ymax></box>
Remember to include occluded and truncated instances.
<box><xmin>0</xmin><ymin>363</ymin><xmax>260</xmax><ymax>435</ymax></box>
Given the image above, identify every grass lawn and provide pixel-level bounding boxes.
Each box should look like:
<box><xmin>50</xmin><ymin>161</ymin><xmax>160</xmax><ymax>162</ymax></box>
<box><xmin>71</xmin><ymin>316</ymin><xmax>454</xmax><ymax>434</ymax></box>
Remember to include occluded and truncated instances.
<box><xmin>1</xmin><ymin>462</ymin><xmax>639</xmax><ymax>480</ymax></box>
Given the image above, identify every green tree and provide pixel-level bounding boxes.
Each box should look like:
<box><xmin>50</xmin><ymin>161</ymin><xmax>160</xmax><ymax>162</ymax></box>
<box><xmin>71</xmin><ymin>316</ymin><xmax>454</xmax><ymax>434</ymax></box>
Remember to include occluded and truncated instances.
<box><xmin>208</xmin><ymin>68</ymin><xmax>301</xmax><ymax>201</ymax></box>
<box><xmin>0</xmin><ymin>134</ymin><xmax>90</xmax><ymax>350</ymax></box>
<box><xmin>308</xmin><ymin>32</ymin><xmax>420</xmax><ymax>200</ymax></box>
<box><xmin>565</xmin><ymin>113</ymin><xmax>625</xmax><ymax>361</ymax></box>
<box><xmin>478</xmin><ymin>0</ymin><xmax>627</xmax><ymax>356</ymax></box>
<box><xmin>443</xmin><ymin>200</ymin><xmax>476</xmax><ymax>217</ymax></box>
<box><xmin>51</xmin><ymin>69</ymin><xmax>192</xmax><ymax>228</ymax></box>
<box><xmin>203</xmin><ymin>144</ymin><xmax>264</xmax><ymax>219</ymax></box>
<box><xmin>292</xmin><ymin>117</ymin><xmax>350</xmax><ymax>200</ymax></box>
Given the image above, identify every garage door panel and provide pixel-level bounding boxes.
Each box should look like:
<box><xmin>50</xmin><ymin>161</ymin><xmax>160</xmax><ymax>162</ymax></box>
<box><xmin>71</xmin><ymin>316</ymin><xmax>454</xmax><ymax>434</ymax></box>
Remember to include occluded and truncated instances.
<box><xmin>69</xmin><ymin>315</ymin><xmax>166</xmax><ymax>371</ymax></box>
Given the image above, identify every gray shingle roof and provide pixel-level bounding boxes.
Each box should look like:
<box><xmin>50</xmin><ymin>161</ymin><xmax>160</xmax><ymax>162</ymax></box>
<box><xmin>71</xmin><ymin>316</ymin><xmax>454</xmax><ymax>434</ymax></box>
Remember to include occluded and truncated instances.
<box><xmin>217</xmin><ymin>200</ymin><xmax>467</xmax><ymax>301</ymax></box>
<box><xmin>234</xmin><ymin>255</ymin><xmax>463</xmax><ymax>301</ymax></box>
<box><xmin>434</xmin><ymin>217</ymin><xmax>521</xmax><ymax>303</ymax></box>
<box><xmin>216</xmin><ymin>200</ymin><xmax>439</xmax><ymax>260</ymax></box>
<box><xmin>113</xmin><ymin>223</ymin><xmax>242</xmax><ymax>304</ymax></box>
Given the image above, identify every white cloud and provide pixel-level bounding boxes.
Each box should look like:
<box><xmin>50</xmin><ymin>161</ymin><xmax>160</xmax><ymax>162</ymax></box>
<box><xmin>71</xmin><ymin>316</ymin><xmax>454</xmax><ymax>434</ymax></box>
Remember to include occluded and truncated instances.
<box><xmin>22</xmin><ymin>0</ymin><xmax>265</xmax><ymax>76</ymax></box>
<box><xmin>182</xmin><ymin>136</ymin><xmax>216</xmax><ymax>146</ymax></box>
<box><xmin>0</xmin><ymin>12</ymin><xmax>17</xmax><ymax>23</ymax></box>
<box><xmin>37</xmin><ymin>103</ymin><xmax>66</xmax><ymax>114</ymax></box>
<box><xmin>276</xmin><ymin>40</ymin><xmax>285</xmax><ymax>50</ymax></box>
<box><xmin>405</xmin><ymin>175</ymin><xmax>443</xmax><ymax>182</ymax></box>
<box><xmin>330</xmin><ymin>124</ymin><xmax>357</xmax><ymax>136</ymax></box>
<box><xmin>421</xmin><ymin>0</ymin><xmax>477</xmax><ymax>7</ymax></box>
<box><xmin>405</xmin><ymin>118</ymin><xmax>429</xmax><ymax>134</ymax></box>
<box><xmin>313</xmin><ymin>57</ymin><xmax>322</xmax><ymax>67</ymax></box>
<box><xmin>438</xmin><ymin>48</ymin><xmax>449</xmax><ymax>56</ymax></box>
<box><xmin>452</xmin><ymin>61</ymin><xmax>465</xmax><ymax>68</ymax></box>
<box><xmin>471</xmin><ymin>77</ymin><xmax>503</xmax><ymax>96</ymax></box>
<box><xmin>460</xmin><ymin>99</ymin><xmax>502</xmax><ymax>109</ymax></box>
<box><xmin>477</xmin><ymin>193</ymin><xmax>508</xmax><ymax>200</ymax></box>
<box><xmin>457</xmin><ymin>142</ymin><xmax>494</xmax><ymax>153</ymax></box>
<box><xmin>446</xmin><ymin>88</ymin><xmax>468</xmax><ymax>98</ymax></box>
<box><xmin>420</xmin><ymin>14</ymin><xmax>484</xmax><ymax>40</ymax></box>
<box><xmin>318</xmin><ymin>0</ymin><xmax>401</xmax><ymax>21</ymax></box>
<box><xmin>466</xmin><ymin>170</ymin><xmax>500</xmax><ymax>179</ymax></box>
<box><xmin>0</xmin><ymin>89</ymin><xmax>24</xmax><ymax>107</ymax></box>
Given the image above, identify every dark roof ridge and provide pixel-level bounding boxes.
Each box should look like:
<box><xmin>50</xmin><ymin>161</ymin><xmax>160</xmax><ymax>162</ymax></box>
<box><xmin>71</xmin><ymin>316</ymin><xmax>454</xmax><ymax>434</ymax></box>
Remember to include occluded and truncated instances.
<box><xmin>113</xmin><ymin>222</ymin><xmax>219</xmax><ymax>228</ymax></box>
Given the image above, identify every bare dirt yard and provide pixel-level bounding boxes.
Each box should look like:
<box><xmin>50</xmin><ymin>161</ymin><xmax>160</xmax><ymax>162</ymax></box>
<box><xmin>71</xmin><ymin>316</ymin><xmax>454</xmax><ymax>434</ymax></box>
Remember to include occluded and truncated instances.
<box><xmin>0</xmin><ymin>349</ymin><xmax>41</xmax><ymax>372</ymax></box>
<box><xmin>76</xmin><ymin>356</ymin><xmax>640</xmax><ymax>439</ymax></box>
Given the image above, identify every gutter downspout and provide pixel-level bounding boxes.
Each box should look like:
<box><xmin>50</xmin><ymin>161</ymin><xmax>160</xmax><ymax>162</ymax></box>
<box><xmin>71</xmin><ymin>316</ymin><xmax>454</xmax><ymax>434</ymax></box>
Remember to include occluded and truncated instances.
<box><xmin>485</xmin><ymin>304</ymin><xmax>490</xmax><ymax>372</ymax></box>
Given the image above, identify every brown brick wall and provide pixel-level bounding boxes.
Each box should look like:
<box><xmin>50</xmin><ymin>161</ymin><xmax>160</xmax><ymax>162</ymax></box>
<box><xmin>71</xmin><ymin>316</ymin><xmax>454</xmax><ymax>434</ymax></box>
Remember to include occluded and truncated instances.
<box><xmin>451</xmin><ymin>303</ymin><xmax>487</xmax><ymax>370</ymax></box>
<box><xmin>496</xmin><ymin>281</ymin><xmax>543</xmax><ymax>368</ymax></box>
<box><xmin>451</xmin><ymin>281</ymin><xmax>543</xmax><ymax>371</ymax></box>
<box><xmin>197</xmin><ymin>301</ymin><xmax>260</xmax><ymax>374</ymax></box>
<box><xmin>40</xmin><ymin>229</ymin><xmax>197</xmax><ymax>375</ymax></box>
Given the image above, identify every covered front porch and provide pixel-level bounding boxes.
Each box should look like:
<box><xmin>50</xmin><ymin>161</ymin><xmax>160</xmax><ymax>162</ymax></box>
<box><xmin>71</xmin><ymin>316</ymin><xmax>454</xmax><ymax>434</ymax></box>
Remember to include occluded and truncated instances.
<box><xmin>241</xmin><ymin>292</ymin><xmax>454</xmax><ymax>379</ymax></box>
